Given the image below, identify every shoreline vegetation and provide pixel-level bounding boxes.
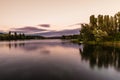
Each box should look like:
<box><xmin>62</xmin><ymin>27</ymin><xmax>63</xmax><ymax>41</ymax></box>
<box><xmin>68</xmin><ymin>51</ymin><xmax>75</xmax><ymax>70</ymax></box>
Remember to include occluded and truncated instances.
<box><xmin>0</xmin><ymin>31</ymin><xmax>45</xmax><ymax>41</ymax></box>
<box><xmin>62</xmin><ymin>11</ymin><xmax>120</xmax><ymax>47</ymax></box>
<box><xmin>0</xmin><ymin>31</ymin><xmax>62</xmax><ymax>41</ymax></box>
<box><xmin>71</xmin><ymin>39</ymin><xmax>120</xmax><ymax>46</ymax></box>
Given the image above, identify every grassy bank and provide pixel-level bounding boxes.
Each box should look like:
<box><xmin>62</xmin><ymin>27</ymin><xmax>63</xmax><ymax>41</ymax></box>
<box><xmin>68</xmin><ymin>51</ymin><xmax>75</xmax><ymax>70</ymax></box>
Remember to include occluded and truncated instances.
<box><xmin>71</xmin><ymin>39</ymin><xmax>120</xmax><ymax>47</ymax></box>
<box><xmin>86</xmin><ymin>41</ymin><xmax>120</xmax><ymax>46</ymax></box>
<box><xmin>70</xmin><ymin>39</ymin><xmax>83</xmax><ymax>44</ymax></box>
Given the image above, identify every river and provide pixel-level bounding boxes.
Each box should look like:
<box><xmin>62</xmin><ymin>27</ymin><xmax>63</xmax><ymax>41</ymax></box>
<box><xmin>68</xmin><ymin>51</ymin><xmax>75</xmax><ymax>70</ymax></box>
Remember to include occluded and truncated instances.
<box><xmin>0</xmin><ymin>39</ymin><xmax>119</xmax><ymax>80</ymax></box>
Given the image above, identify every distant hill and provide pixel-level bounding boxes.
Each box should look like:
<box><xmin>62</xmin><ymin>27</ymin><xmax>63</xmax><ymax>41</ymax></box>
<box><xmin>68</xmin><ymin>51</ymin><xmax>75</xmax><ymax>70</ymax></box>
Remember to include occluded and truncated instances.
<box><xmin>10</xmin><ymin>24</ymin><xmax>81</xmax><ymax>37</ymax></box>
<box><xmin>0</xmin><ymin>31</ymin><xmax>5</xmax><ymax>34</ymax></box>
<box><xmin>34</xmin><ymin>28</ymin><xmax>80</xmax><ymax>37</ymax></box>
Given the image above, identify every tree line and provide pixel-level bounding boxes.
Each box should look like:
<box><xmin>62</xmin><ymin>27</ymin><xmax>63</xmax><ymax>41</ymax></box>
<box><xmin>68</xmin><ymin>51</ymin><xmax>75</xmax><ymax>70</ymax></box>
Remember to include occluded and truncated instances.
<box><xmin>0</xmin><ymin>31</ymin><xmax>45</xmax><ymax>40</ymax></box>
<box><xmin>61</xmin><ymin>35</ymin><xmax>80</xmax><ymax>40</ymax></box>
<box><xmin>80</xmin><ymin>12</ymin><xmax>120</xmax><ymax>42</ymax></box>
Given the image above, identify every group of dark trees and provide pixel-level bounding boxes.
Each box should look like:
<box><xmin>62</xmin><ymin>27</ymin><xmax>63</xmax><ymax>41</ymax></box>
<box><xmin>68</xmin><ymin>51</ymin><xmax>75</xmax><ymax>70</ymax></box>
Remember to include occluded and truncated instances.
<box><xmin>61</xmin><ymin>35</ymin><xmax>80</xmax><ymax>40</ymax></box>
<box><xmin>0</xmin><ymin>31</ymin><xmax>45</xmax><ymax>40</ymax></box>
<box><xmin>0</xmin><ymin>32</ymin><xmax>25</xmax><ymax>40</ymax></box>
<box><xmin>80</xmin><ymin>12</ymin><xmax>120</xmax><ymax>42</ymax></box>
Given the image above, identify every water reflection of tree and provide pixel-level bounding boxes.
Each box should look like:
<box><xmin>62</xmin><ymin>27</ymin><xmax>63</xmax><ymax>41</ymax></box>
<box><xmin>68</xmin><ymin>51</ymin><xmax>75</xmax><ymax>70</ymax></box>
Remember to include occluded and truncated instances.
<box><xmin>8</xmin><ymin>43</ymin><xmax>25</xmax><ymax>49</ymax></box>
<box><xmin>79</xmin><ymin>44</ymin><xmax>120</xmax><ymax>71</ymax></box>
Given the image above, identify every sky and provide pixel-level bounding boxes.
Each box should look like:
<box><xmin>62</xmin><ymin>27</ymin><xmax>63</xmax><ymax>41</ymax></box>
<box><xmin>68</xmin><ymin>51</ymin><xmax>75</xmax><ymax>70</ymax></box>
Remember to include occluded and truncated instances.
<box><xmin>0</xmin><ymin>0</ymin><xmax>120</xmax><ymax>31</ymax></box>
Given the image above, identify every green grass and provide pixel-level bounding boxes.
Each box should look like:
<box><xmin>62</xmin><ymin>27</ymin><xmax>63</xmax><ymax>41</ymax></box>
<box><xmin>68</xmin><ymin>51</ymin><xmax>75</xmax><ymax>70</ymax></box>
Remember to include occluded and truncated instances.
<box><xmin>70</xmin><ymin>39</ymin><xmax>83</xmax><ymax>44</ymax></box>
<box><xmin>71</xmin><ymin>39</ymin><xmax>120</xmax><ymax>47</ymax></box>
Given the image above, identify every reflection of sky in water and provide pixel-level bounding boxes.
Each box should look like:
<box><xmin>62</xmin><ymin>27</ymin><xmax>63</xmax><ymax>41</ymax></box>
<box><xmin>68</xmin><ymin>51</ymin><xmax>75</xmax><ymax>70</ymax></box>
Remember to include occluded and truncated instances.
<box><xmin>0</xmin><ymin>40</ymin><xmax>119</xmax><ymax>80</ymax></box>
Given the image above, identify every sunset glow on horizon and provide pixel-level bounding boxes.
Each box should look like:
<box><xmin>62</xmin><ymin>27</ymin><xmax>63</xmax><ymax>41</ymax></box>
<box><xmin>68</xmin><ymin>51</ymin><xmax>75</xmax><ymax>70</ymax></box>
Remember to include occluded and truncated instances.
<box><xmin>0</xmin><ymin>0</ymin><xmax>120</xmax><ymax>31</ymax></box>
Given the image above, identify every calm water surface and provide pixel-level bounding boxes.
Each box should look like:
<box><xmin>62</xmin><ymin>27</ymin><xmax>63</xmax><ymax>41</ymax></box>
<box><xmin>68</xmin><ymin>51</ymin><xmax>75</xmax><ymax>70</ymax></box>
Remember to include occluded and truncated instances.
<box><xmin>0</xmin><ymin>39</ymin><xmax>120</xmax><ymax>80</ymax></box>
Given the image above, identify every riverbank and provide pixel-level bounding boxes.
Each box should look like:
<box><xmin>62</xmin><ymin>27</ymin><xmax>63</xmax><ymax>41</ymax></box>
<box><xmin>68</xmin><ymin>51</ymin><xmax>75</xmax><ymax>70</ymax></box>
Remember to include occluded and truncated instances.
<box><xmin>71</xmin><ymin>39</ymin><xmax>120</xmax><ymax>47</ymax></box>
<box><xmin>70</xmin><ymin>39</ymin><xmax>83</xmax><ymax>44</ymax></box>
